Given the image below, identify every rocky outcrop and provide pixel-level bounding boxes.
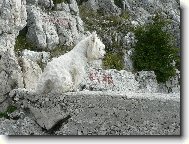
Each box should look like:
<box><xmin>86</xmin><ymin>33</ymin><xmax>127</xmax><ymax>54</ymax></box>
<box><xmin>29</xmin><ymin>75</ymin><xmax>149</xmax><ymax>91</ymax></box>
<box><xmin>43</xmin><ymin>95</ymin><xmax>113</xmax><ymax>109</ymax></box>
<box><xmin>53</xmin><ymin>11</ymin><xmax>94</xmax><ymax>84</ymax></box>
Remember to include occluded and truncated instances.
<box><xmin>0</xmin><ymin>0</ymin><xmax>27</xmax><ymax>111</ymax></box>
<box><xmin>26</xmin><ymin>0</ymin><xmax>85</xmax><ymax>50</ymax></box>
<box><xmin>121</xmin><ymin>0</ymin><xmax>180</xmax><ymax>47</ymax></box>
<box><xmin>19</xmin><ymin>57</ymin><xmax>42</xmax><ymax>90</ymax></box>
<box><xmin>84</xmin><ymin>68</ymin><xmax>180</xmax><ymax>94</ymax></box>
<box><xmin>84</xmin><ymin>0</ymin><xmax>121</xmax><ymax>15</ymax></box>
<box><xmin>21</xmin><ymin>49</ymin><xmax>50</xmax><ymax>64</ymax></box>
<box><xmin>0</xmin><ymin>0</ymin><xmax>27</xmax><ymax>35</ymax></box>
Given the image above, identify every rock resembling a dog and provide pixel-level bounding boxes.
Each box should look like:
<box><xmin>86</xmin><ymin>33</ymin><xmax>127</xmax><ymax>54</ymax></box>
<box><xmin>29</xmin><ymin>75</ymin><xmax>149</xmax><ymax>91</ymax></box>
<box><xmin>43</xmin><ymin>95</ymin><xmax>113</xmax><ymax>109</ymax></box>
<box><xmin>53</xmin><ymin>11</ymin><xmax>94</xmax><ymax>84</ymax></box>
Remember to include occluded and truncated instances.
<box><xmin>36</xmin><ymin>32</ymin><xmax>106</xmax><ymax>94</ymax></box>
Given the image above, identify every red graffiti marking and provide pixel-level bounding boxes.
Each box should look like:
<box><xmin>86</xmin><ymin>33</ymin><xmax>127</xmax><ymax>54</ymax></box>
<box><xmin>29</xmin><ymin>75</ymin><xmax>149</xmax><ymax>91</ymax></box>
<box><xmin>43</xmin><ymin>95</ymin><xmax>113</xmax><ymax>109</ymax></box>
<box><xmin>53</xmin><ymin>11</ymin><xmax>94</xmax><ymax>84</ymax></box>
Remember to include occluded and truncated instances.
<box><xmin>102</xmin><ymin>74</ymin><xmax>114</xmax><ymax>85</ymax></box>
<box><xmin>42</xmin><ymin>17</ymin><xmax>69</xmax><ymax>27</ymax></box>
<box><xmin>89</xmin><ymin>71</ymin><xmax>114</xmax><ymax>85</ymax></box>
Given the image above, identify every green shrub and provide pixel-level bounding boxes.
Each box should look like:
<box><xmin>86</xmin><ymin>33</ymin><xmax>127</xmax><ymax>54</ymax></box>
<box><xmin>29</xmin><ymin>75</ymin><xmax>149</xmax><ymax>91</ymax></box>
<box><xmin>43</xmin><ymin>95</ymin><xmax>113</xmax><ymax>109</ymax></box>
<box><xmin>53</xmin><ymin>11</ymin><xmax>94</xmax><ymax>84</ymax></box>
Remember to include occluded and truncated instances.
<box><xmin>103</xmin><ymin>52</ymin><xmax>124</xmax><ymax>70</ymax></box>
<box><xmin>132</xmin><ymin>14</ymin><xmax>179</xmax><ymax>82</ymax></box>
<box><xmin>0</xmin><ymin>105</ymin><xmax>17</xmax><ymax>119</ymax></box>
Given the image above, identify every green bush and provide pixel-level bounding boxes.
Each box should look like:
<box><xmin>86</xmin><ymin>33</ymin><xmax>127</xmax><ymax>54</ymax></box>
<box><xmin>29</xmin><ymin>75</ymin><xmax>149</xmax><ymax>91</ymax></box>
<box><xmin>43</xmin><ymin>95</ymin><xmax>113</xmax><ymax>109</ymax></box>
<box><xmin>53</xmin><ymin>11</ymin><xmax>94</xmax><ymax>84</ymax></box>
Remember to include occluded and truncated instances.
<box><xmin>103</xmin><ymin>52</ymin><xmax>124</xmax><ymax>70</ymax></box>
<box><xmin>0</xmin><ymin>105</ymin><xmax>17</xmax><ymax>119</ymax></box>
<box><xmin>132</xmin><ymin>14</ymin><xmax>179</xmax><ymax>82</ymax></box>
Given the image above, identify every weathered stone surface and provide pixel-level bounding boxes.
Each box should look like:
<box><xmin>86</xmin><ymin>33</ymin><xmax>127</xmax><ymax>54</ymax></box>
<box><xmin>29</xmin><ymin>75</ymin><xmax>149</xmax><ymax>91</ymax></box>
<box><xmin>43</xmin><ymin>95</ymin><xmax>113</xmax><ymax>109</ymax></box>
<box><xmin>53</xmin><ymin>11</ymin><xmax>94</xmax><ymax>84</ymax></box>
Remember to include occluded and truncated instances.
<box><xmin>84</xmin><ymin>68</ymin><xmax>138</xmax><ymax>92</ymax></box>
<box><xmin>26</xmin><ymin>5</ymin><xmax>59</xmax><ymax>50</ymax></box>
<box><xmin>21</xmin><ymin>49</ymin><xmax>50</xmax><ymax>65</ymax></box>
<box><xmin>0</xmin><ymin>0</ymin><xmax>27</xmax><ymax>35</ymax></box>
<box><xmin>54</xmin><ymin>91</ymin><xmax>180</xmax><ymax>135</ymax></box>
<box><xmin>19</xmin><ymin>57</ymin><xmax>42</xmax><ymax>90</ymax></box>
<box><xmin>84</xmin><ymin>68</ymin><xmax>180</xmax><ymax>93</ymax></box>
<box><xmin>0</xmin><ymin>0</ymin><xmax>27</xmax><ymax>113</ymax></box>
<box><xmin>124</xmin><ymin>49</ymin><xmax>134</xmax><ymax>72</ymax></box>
<box><xmin>135</xmin><ymin>71</ymin><xmax>159</xmax><ymax>93</ymax></box>
<box><xmin>26</xmin><ymin>0</ymin><xmax>85</xmax><ymax>50</ymax></box>
<box><xmin>84</xmin><ymin>0</ymin><xmax>121</xmax><ymax>15</ymax></box>
<box><xmin>6</xmin><ymin>89</ymin><xmax>180</xmax><ymax>135</ymax></box>
<box><xmin>0</xmin><ymin>117</ymin><xmax>44</xmax><ymax>135</ymax></box>
<box><xmin>121</xmin><ymin>0</ymin><xmax>180</xmax><ymax>47</ymax></box>
<box><xmin>0</xmin><ymin>49</ymin><xmax>24</xmax><ymax>97</ymax></box>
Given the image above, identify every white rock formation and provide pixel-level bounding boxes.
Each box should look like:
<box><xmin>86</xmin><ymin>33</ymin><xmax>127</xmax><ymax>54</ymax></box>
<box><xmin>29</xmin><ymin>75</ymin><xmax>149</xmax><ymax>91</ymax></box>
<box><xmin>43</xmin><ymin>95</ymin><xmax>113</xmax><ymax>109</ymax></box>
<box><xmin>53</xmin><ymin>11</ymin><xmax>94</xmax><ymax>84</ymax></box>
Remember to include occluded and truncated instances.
<box><xmin>0</xmin><ymin>0</ymin><xmax>27</xmax><ymax>98</ymax></box>
<box><xmin>36</xmin><ymin>32</ymin><xmax>106</xmax><ymax>94</ymax></box>
<box><xmin>26</xmin><ymin>5</ymin><xmax>59</xmax><ymax>50</ymax></box>
<box><xmin>26</xmin><ymin>0</ymin><xmax>85</xmax><ymax>51</ymax></box>
<box><xmin>21</xmin><ymin>49</ymin><xmax>50</xmax><ymax>64</ymax></box>
<box><xmin>0</xmin><ymin>0</ymin><xmax>27</xmax><ymax>35</ymax></box>
<box><xmin>84</xmin><ymin>0</ymin><xmax>121</xmax><ymax>15</ymax></box>
<box><xmin>20</xmin><ymin>57</ymin><xmax>42</xmax><ymax>90</ymax></box>
<box><xmin>84</xmin><ymin>68</ymin><xmax>180</xmax><ymax>94</ymax></box>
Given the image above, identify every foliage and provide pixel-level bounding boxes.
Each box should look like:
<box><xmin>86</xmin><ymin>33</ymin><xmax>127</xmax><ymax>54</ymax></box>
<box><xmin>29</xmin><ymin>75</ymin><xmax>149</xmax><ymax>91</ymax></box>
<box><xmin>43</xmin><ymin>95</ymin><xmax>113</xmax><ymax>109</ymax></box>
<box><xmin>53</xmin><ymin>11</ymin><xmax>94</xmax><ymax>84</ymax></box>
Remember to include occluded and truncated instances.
<box><xmin>132</xmin><ymin>14</ymin><xmax>180</xmax><ymax>82</ymax></box>
<box><xmin>79</xmin><ymin>5</ymin><xmax>132</xmax><ymax>70</ymax></box>
<box><xmin>103</xmin><ymin>52</ymin><xmax>124</xmax><ymax>70</ymax></box>
<box><xmin>0</xmin><ymin>105</ymin><xmax>17</xmax><ymax>119</ymax></box>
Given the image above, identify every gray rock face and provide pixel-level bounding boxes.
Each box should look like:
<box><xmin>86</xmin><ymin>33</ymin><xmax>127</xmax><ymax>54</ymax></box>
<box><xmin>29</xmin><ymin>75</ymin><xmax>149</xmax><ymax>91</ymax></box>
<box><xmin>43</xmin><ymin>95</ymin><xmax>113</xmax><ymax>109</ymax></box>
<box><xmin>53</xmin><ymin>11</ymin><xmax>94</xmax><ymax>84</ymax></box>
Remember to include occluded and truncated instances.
<box><xmin>85</xmin><ymin>0</ymin><xmax>121</xmax><ymax>15</ymax></box>
<box><xmin>56</xmin><ymin>91</ymin><xmax>180</xmax><ymax>135</ymax></box>
<box><xmin>21</xmin><ymin>49</ymin><xmax>50</xmax><ymax>65</ymax></box>
<box><xmin>122</xmin><ymin>0</ymin><xmax>180</xmax><ymax>47</ymax></box>
<box><xmin>84</xmin><ymin>68</ymin><xmax>138</xmax><ymax>92</ymax></box>
<box><xmin>19</xmin><ymin>57</ymin><xmax>42</xmax><ymax>90</ymax></box>
<box><xmin>124</xmin><ymin>49</ymin><xmax>134</xmax><ymax>72</ymax></box>
<box><xmin>26</xmin><ymin>5</ymin><xmax>59</xmax><ymax>50</ymax></box>
<box><xmin>8</xmin><ymin>90</ymin><xmax>180</xmax><ymax>135</ymax></box>
<box><xmin>135</xmin><ymin>71</ymin><xmax>159</xmax><ymax>93</ymax></box>
<box><xmin>0</xmin><ymin>50</ymin><xmax>24</xmax><ymax>96</ymax></box>
<box><xmin>10</xmin><ymin>88</ymin><xmax>69</xmax><ymax>130</ymax></box>
<box><xmin>0</xmin><ymin>0</ymin><xmax>27</xmax><ymax>113</ymax></box>
<box><xmin>0</xmin><ymin>117</ymin><xmax>44</xmax><ymax>135</ymax></box>
<box><xmin>26</xmin><ymin>0</ymin><xmax>85</xmax><ymax>50</ymax></box>
<box><xmin>84</xmin><ymin>68</ymin><xmax>180</xmax><ymax>94</ymax></box>
<box><xmin>0</xmin><ymin>0</ymin><xmax>27</xmax><ymax>35</ymax></box>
